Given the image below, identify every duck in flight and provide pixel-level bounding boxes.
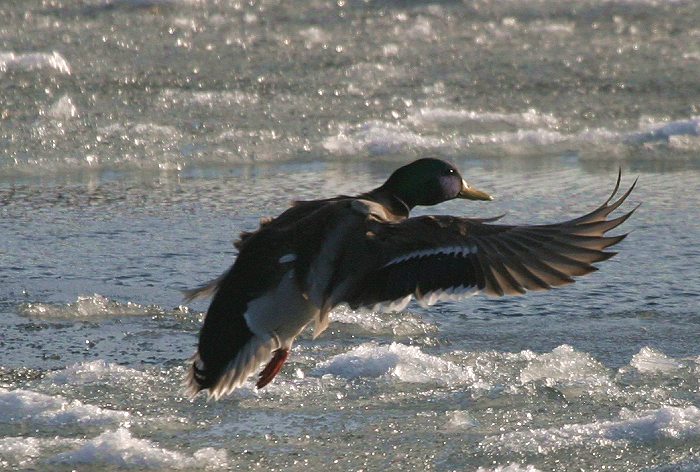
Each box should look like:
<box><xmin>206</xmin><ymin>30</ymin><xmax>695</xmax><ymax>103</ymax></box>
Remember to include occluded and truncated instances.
<box><xmin>184</xmin><ymin>158</ymin><xmax>636</xmax><ymax>400</ymax></box>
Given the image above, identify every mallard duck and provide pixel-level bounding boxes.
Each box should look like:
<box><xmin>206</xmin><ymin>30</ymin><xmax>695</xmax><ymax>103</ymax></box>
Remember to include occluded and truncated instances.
<box><xmin>184</xmin><ymin>158</ymin><xmax>636</xmax><ymax>400</ymax></box>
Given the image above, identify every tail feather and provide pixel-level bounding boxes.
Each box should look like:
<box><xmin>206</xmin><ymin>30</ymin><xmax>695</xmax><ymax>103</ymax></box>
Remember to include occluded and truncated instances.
<box><xmin>184</xmin><ymin>282</ymin><xmax>264</xmax><ymax>399</ymax></box>
<box><xmin>185</xmin><ymin>335</ymin><xmax>277</xmax><ymax>400</ymax></box>
<box><xmin>181</xmin><ymin>271</ymin><xmax>228</xmax><ymax>302</ymax></box>
<box><xmin>184</xmin><ymin>352</ymin><xmax>209</xmax><ymax>398</ymax></box>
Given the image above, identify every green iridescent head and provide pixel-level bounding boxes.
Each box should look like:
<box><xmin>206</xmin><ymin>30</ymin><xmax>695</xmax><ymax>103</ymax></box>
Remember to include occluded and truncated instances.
<box><xmin>381</xmin><ymin>158</ymin><xmax>492</xmax><ymax>208</ymax></box>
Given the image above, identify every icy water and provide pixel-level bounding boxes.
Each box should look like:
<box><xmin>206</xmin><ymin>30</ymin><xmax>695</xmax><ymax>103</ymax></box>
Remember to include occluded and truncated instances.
<box><xmin>2</xmin><ymin>0</ymin><xmax>700</xmax><ymax>470</ymax></box>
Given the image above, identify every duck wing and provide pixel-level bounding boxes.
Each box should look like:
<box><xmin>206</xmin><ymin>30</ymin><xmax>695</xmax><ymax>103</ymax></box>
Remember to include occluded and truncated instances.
<box><xmin>345</xmin><ymin>173</ymin><xmax>638</xmax><ymax>310</ymax></box>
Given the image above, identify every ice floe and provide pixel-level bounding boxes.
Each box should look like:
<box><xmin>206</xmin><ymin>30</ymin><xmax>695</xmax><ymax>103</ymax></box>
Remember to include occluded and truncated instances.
<box><xmin>0</xmin><ymin>436</ymin><xmax>79</xmax><ymax>469</ymax></box>
<box><xmin>0</xmin><ymin>51</ymin><xmax>71</xmax><ymax>74</ymax></box>
<box><xmin>484</xmin><ymin>406</ymin><xmax>700</xmax><ymax>454</ymax></box>
<box><xmin>45</xmin><ymin>360</ymin><xmax>149</xmax><ymax>386</ymax></box>
<box><xmin>314</xmin><ymin>342</ymin><xmax>483</xmax><ymax>387</ymax></box>
<box><xmin>630</xmin><ymin>347</ymin><xmax>684</xmax><ymax>374</ymax></box>
<box><xmin>627</xmin><ymin>117</ymin><xmax>700</xmax><ymax>145</ymax></box>
<box><xmin>46</xmin><ymin>95</ymin><xmax>79</xmax><ymax>120</ymax></box>
<box><xmin>19</xmin><ymin>294</ymin><xmax>157</xmax><ymax>319</ymax></box>
<box><xmin>445</xmin><ymin>410</ymin><xmax>480</xmax><ymax>431</ymax></box>
<box><xmin>0</xmin><ymin>388</ymin><xmax>129</xmax><ymax>427</ymax></box>
<box><xmin>323</xmin><ymin>108</ymin><xmax>700</xmax><ymax>158</ymax></box>
<box><xmin>49</xmin><ymin>428</ymin><xmax>228</xmax><ymax>469</ymax></box>
<box><xmin>519</xmin><ymin>344</ymin><xmax>615</xmax><ymax>396</ymax></box>
<box><xmin>159</xmin><ymin>88</ymin><xmax>259</xmax><ymax>108</ymax></box>
<box><xmin>406</xmin><ymin>107</ymin><xmax>559</xmax><ymax>128</ymax></box>
<box><xmin>331</xmin><ymin>306</ymin><xmax>437</xmax><ymax>336</ymax></box>
<box><xmin>322</xmin><ymin>121</ymin><xmax>449</xmax><ymax>156</ymax></box>
<box><xmin>476</xmin><ymin>465</ymin><xmax>542</xmax><ymax>472</ymax></box>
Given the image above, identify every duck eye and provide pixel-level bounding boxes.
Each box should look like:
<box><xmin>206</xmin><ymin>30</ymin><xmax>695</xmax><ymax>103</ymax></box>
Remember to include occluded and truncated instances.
<box><xmin>445</xmin><ymin>168</ymin><xmax>455</xmax><ymax>175</ymax></box>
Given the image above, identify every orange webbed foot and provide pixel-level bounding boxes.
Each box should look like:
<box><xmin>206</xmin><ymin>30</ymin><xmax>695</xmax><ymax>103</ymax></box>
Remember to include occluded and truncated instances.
<box><xmin>256</xmin><ymin>348</ymin><xmax>289</xmax><ymax>389</ymax></box>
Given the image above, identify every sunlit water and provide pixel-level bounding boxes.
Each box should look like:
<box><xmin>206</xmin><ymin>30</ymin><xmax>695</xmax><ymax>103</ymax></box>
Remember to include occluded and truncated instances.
<box><xmin>1</xmin><ymin>0</ymin><xmax>700</xmax><ymax>470</ymax></box>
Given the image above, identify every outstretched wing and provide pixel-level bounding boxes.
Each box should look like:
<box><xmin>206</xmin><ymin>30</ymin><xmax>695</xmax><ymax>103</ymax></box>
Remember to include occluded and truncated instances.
<box><xmin>344</xmin><ymin>172</ymin><xmax>638</xmax><ymax>311</ymax></box>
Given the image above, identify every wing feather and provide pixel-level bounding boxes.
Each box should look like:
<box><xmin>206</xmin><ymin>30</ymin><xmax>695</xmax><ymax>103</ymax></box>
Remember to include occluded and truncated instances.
<box><xmin>473</xmin><ymin>238</ymin><xmax>525</xmax><ymax>295</ymax></box>
<box><xmin>485</xmin><ymin>240</ymin><xmax>551</xmax><ymax>291</ymax></box>
<box><xmin>344</xmin><ymin>175</ymin><xmax>637</xmax><ymax>309</ymax></box>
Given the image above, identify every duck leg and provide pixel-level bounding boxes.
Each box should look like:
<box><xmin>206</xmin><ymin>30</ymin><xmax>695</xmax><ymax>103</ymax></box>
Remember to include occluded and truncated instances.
<box><xmin>256</xmin><ymin>348</ymin><xmax>289</xmax><ymax>389</ymax></box>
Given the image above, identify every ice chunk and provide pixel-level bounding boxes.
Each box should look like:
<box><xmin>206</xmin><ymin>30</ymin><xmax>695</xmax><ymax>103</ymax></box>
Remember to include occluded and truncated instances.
<box><xmin>0</xmin><ymin>388</ymin><xmax>129</xmax><ymax>426</ymax></box>
<box><xmin>49</xmin><ymin>428</ymin><xmax>229</xmax><ymax>469</ymax></box>
<box><xmin>19</xmin><ymin>294</ymin><xmax>156</xmax><ymax>319</ymax></box>
<box><xmin>47</xmin><ymin>95</ymin><xmax>79</xmax><ymax>120</ymax></box>
<box><xmin>315</xmin><ymin>342</ymin><xmax>482</xmax><ymax>387</ymax></box>
<box><xmin>45</xmin><ymin>360</ymin><xmax>149</xmax><ymax>385</ymax></box>
<box><xmin>476</xmin><ymin>465</ymin><xmax>542</xmax><ymax>472</ymax></box>
<box><xmin>630</xmin><ymin>347</ymin><xmax>683</xmax><ymax>374</ymax></box>
<box><xmin>0</xmin><ymin>51</ymin><xmax>71</xmax><ymax>74</ymax></box>
<box><xmin>519</xmin><ymin>345</ymin><xmax>615</xmax><ymax>397</ymax></box>
<box><xmin>484</xmin><ymin>406</ymin><xmax>700</xmax><ymax>454</ymax></box>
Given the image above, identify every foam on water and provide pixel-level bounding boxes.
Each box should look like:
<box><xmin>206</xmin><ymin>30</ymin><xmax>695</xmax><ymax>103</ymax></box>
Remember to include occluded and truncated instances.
<box><xmin>321</xmin><ymin>116</ymin><xmax>575</xmax><ymax>157</ymax></box>
<box><xmin>314</xmin><ymin>342</ymin><xmax>484</xmax><ymax>387</ymax></box>
<box><xmin>89</xmin><ymin>0</ymin><xmax>204</xmax><ymax>8</ymax></box>
<box><xmin>0</xmin><ymin>388</ymin><xmax>129</xmax><ymax>427</ymax></box>
<box><xmin>397</xmin><ymin>15</ymin><xmax>436</xmax><ymax>40</ymax></box>
<box><xmin>49</xmin><ymin>428</ymin><xmax>229</xmax><ymax>469</ymax></box>
<box><xmin>484</xmin><ymin>406</ymin><xmax>700</xmax><ymax>454</ymax></box>
<box><xmin>0</xmin><ymin>51</ymin><xmax>71</xmax><ymax>74</ymax></box>
<box><xmin>527</xmin><ymin>21</ymin><xmax>575</xmax><ymax>35</ymax></box>
<box><xmin>19</xmin><ymin>294</ymin><xmax>158</xmax><ymax>319</ymax></box>
<box><xmin>469</xmin><ymin>129</ymin><xmax>571</xmax><ymax>147</ymax></box>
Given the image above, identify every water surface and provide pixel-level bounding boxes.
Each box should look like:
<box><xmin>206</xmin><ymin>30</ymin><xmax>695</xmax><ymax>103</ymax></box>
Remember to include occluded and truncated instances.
<box><xmin>1</xmin><ymin>0</ymin><xmax>700</xmax><ymax>470</ymax></box>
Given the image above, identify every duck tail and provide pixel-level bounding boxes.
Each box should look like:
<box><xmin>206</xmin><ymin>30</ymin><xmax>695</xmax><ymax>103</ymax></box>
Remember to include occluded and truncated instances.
<box><xmin>181</xmin><ymin>271</ymin><xmax>228</xmax><ymax>302</ymax></box>
<box><xmin>185</xmin><ymin>333</ymin><xmax>278</xmax><ymax>400</ymax></box>
<box><xmin>185</xmin><ymin>272</ymin><xmax>282</xmax><ymax>400</ymax></box>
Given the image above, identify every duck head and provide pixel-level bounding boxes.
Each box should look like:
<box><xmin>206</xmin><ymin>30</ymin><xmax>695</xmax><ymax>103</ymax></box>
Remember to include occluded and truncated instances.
<box><xmin>380</xmin><ymin>158</ymin><xmax>492</xmax><ymax>208</ymax></box>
